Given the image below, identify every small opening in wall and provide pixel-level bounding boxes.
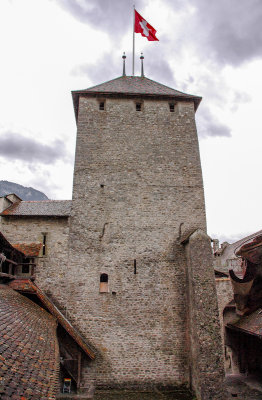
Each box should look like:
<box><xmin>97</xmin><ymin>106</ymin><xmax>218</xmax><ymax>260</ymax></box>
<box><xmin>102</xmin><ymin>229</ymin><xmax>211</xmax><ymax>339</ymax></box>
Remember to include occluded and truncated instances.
<box><xmin>169</xmin><ymin>103</ymin><xmax>175</xmax><ymax>112</ymax></box>
<box><xmin>100</xmin><ymin>273</ymin><xmax>109</xmax><ymax>293</ymax></box>
<box><xmin>42</xmin><ymin>233</ymin><xmax>47</xmax><ymax>256</ymax></box>
<box><xmin>22</xmin><ymin>265</ymin><xmax>30</xmax><ymax>274</ymax></box>
<box><xmin>136</xmin><ymin>103</ymin><xmax>142</xmax><ymax>111</ymax></box>
<box><xmin>99</xmin><ymin>102</ymin><xmax>105</xmax><ymax>110</ymax></box>
<box><xmin>134</xmin><ymin>259</ymin><xmax>137</xmax><ymax>274</ymax></box>
<box><xmin>100</xmin><ymin>184</ymin><xmax>104</xmax><ymax>188</ymax></box>
<box><xmin>112</xmin><ymin>291</ymin><xmax>116</xmax><ymax>295</ymax></box>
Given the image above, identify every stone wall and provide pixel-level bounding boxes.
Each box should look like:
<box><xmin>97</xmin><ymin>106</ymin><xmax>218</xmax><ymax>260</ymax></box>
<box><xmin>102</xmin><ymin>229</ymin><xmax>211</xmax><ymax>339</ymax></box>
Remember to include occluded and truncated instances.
<box><xmin>0</xmin><ymin>216</ymin><xmax>70</xmax><ymax>306</ymax></box>
<box><xmin>185</xmin><ymin>230</ymin><xmax>226</xmax><ymax>400</ymax></box>
<box><xmin>67</xmin><ymin>95</ymin><xmax>209</xmax><ymax>390</ymax></box>
<box><xmin>216</xmin><ymin>278</ymin><xmax>233</xmax><ymax>327</ymax></box>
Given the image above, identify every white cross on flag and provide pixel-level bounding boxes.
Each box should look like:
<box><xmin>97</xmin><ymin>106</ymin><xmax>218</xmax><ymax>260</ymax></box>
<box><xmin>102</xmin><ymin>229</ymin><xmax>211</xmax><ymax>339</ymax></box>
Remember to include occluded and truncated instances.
<box><xmin>134</xmin><ymin>9</ymin><xmax>159</xmax><ymax>41</ymax></box>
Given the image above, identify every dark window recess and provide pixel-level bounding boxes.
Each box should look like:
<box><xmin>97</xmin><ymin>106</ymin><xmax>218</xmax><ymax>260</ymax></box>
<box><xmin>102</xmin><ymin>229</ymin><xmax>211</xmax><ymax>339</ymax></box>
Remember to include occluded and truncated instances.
<box><xmin>134</xmin><ymin>259</ymin><xmax>137</xmax><ymax>274</ymax></box>
<box><xmin>136</xmin><ymin>103</ymin><xmax>142</xmax><ymax>111</ymax></box>
<box><xmin>100</xmin><ymin>273</ymin><xmax>109</xmax><ymax>293</ymax></box>
<box><xmin>99</xmin><ymin>102</ymin><xmax>105</xmax><ymax>110</ymax></box>
<box><xmin>2</xmin><ymin>263</ymin><xmax>9</xmax><ymax>274</ymax></box>
<box><xmin>169</xmin><ymin>103</ymin><xmax>175</xmax><ymax>112</ymax></box>
<box><xmin>42</xmin><ymin>233</ymin><xmax>47</xmax><ymax>256</ymax></box>
<box><xmin>100</xmin><ymin>273</ymin><xmax>108</xmax><ymax>283</ymax></box>
<box><xmin>100</xmin><ymin>184</ymin><xmax>104</xmax><ymax>188</ymax></box>
<box><xmin>22</xmin><ymin>265</ymin><xmax>30</xmax><ymax>274</ymax></box>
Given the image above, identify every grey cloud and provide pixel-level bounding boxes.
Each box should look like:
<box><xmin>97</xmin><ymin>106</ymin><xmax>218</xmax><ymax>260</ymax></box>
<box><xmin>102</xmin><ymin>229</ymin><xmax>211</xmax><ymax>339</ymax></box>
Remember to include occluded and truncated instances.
<box><xmin>174</xmin><ymin>0</ymin><xmax>262</xmax><ymax>66</ymax></box>
<box><xmin>54</xmin><ymin>0</ymin><xmax>146</xmax><ymax>36</ymax></box>
<box><xmin>200</xmin><ymin>0</ymin><xmax>262</xmax><ymax>65</ymax></box>
<box><xmin>210</xmin><ymin>232</ymin><xmax>251</xmax><ymax>245</ymax></box>
<box><xmin>0</xmin><ymin>131</ymin><xmax>70</xmax><ymax>164</ymax></box>
<box><xmin>72</xmin><ymin>45</ymin><xmax>176</xmax><ymax>88</ymax></box>
<box><xmin>71</xmin><ymin>53</ymin><xmax>120</xmax><ymax>83</ymax></box>
<box><xmin>230</xmin><ymin>90</ymin><xmax>252</xmax><ymax>112</ymax></box>
<box><xmin>196</xmin><ymin>106</ymin><xmax>231</xmax><ymax>138</ymax></box>
<box><xmin>142</xmin><ymin>43</ymin><xmax>176</xmax><ymax>87</ymax></box>
<box><xmin>56</xmin><ymin>0</ymin><xmax>262</xmax><ymax>66</ymax></box>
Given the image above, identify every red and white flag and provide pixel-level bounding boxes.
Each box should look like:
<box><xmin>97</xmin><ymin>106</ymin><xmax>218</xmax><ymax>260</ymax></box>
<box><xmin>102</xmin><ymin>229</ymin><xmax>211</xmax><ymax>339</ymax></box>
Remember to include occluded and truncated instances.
<box><xmin>134</xmin><ymin>10</ymin><xmax>159</xmax><ymax>41</ymax></box>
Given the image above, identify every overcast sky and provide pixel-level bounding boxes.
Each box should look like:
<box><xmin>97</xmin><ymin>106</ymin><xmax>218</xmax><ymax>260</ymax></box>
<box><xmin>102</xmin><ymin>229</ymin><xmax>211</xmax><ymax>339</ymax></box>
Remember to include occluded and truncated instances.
<box><xmin>1</xmin><ymin>0</ymin><xmax>262</xmax><ymax>243</ymax></box>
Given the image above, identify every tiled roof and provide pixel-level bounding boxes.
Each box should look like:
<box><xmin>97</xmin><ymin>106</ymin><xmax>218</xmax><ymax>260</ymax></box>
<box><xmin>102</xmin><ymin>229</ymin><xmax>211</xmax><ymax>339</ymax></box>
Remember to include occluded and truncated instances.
<box><xmin>9</xmin><ymin>279</ymin><xmax>96</xmax><ymax>360</ymax></box>
<box><xmin>227</xmin><ymin>308</ymin><xmax>262</xmax><ymax>337</ymax></box>
<box><xmin>1</xmin><ymin>200</ymin><xmax>71</xmax><ymax>217</ymax></box>
<box><xmin>0</xmin><ymin>284</ymin><xmax>60</xmax><ymax>399</ymax></box>
<box><xmin>0</xmin><ymin>232</ymin><xmax>25</xmax><ymax>262</ymax></box>
<box><xmin>12</xmin><ymin>242</ymin><xmax>42</xmax><ymax>257</ymax></box>
<box><xmin>72</xmin><ymin>75</ymin><xmax>202</xmax><ymax>120</ymax></box>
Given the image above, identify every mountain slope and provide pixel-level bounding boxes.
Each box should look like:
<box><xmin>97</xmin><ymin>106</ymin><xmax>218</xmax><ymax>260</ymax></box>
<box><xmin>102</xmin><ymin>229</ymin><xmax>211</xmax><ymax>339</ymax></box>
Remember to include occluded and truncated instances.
<box><xmin>0</xmin><ymin>181</ymin><xmax>48</xmax><ymax>200</ymax></box>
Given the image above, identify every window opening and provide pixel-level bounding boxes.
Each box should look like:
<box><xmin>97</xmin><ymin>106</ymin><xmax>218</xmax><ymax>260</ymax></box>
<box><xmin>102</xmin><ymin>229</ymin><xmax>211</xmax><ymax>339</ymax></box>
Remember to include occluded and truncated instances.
<box><xmin>99</xmin><ymin>102</ymin><xmax>105</xmax><ymax>110</ymax></box>
<box><xmin>134</xmin><ymin>259</ymin><xmax>137</xmax><ymax>274</ymax></box>
<box><xmin>136</xmin><ymin>103</ymin><xmax>142</xmax><ymax>111</ymax></box>
<box><xmin>2</xmin><ymin>263</ymin><xmax>9</xmax><ymax>274</ymax></box>
<box><xmin>22</xmin><ymin>265</ymin><xmax>30</xmax><ymax>274</ymax></box>
<box><xmin>169</xmin><ymin>103</ymin><xmax>175</xmax><ymax>112</ymax></box>
<box><xmin>100</xmin><ymin>273</ymin><xmax>109</xmax><ymax>293</ymax></box>
<box><xmin>42</xmin><ymin>233</ymin><xmax>47</xmax><ymax>256</ymax></box>
<box><xmin>100</xmin><ymin>273</ymin><xmax>108</xmax><ymax>283</ymax></box>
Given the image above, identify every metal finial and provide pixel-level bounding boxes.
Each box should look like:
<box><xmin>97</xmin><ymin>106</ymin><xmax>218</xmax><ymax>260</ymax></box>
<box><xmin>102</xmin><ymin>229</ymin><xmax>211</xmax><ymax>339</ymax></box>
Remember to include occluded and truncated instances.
<box><xmin>122</xmin><ymin>52</ymin><xmax>126</xmax><ymax>76</ymax></box>
<box><xmin>140</xmin><ymin>52</ymin><xmax>144</xmax><ymax>77</ymax></box>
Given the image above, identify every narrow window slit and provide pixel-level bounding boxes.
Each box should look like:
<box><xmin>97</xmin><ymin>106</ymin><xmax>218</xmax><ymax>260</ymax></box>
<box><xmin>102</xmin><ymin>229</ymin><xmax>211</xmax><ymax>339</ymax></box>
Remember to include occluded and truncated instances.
<box><xmin>99</xmin><ymin>102</ymin><xmax>105</xmax><ymax>110</ymax></box>
<box><xmin>136</xmin><ymin>103</ymin><xmax>141</xmax><ymax>111</ymax></box>
<box><xmin>42</xmin><ymin>233</ymin><xmax>47</xmax><ymax>256</ymax></box>
<box><xmin>134</xmin><ymin>259</ymin><xmax>137</xmax><ymax>274</ymax></box>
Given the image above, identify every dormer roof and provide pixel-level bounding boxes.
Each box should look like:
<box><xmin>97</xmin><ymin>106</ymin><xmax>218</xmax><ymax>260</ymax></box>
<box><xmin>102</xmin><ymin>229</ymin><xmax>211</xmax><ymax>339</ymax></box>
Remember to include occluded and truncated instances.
<box><xmin>72</xmin><ymin>75</ymin><xmax>202</xmax><ymax>121</ymax></box>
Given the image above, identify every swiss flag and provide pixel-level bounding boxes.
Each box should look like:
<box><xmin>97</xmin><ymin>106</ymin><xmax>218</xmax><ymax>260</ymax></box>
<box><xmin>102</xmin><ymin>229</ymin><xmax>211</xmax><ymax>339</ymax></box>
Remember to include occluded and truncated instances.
<box><xmin>134</xmin><ymin>10</ymin><xmax>159</xmax><ymax>41</ymax></box>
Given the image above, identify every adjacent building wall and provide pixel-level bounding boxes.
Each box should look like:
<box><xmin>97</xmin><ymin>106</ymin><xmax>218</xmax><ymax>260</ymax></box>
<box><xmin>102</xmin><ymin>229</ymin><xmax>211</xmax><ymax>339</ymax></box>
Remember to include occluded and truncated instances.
<box><xmin>1</xmin><ymin>216</ymin><xmax>70</xmax><ymax>306</ymax></box>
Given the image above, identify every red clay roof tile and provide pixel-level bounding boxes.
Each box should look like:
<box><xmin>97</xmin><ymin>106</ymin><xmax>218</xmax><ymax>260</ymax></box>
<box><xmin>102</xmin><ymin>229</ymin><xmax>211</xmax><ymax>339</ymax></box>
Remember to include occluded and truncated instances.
<box><xmin>0</xmin><ymin>284</ymin><xmax>60</xmax><ymax>399</ymax></box>
<box><xmin>12</xmin><ymin>243</ymin><xmax>42</xmax><ymax>257</ymax></box>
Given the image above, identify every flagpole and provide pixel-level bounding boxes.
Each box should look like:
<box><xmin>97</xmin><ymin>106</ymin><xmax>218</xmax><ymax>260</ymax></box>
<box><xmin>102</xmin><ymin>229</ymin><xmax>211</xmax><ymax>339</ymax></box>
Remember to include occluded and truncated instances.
<box><xmin>132</xmin><ymin>5</ymin><xmax>135</xmax><ymax>76</ymax></box>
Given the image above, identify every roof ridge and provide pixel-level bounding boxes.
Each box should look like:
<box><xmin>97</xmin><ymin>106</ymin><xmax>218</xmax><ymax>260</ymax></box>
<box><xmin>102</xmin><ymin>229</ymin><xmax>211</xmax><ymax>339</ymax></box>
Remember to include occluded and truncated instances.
<box><xmin>19</xmin><ymin>199</ymin><xmax>71</xmax><ymax>203</ymax></box>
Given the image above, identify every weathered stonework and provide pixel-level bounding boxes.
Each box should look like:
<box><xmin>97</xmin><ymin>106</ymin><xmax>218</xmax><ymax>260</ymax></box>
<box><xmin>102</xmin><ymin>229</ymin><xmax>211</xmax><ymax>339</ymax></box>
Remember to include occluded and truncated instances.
<box><xmin>65</xmin><ymin>77</ymin><xmax>225</xmax><ymax>397</ymax></box>
<box><xmin>0</xmin><ymin>75</ymin><xmax>226</xmax><ymax>399</ymax></box>
<box><xmin>0</xmin><ymin>216</ymin><xmax>70</xmax><ymax>305</ymax></box>
<box><xmin>184</xmin><ymin>229</ymin><xmax>226</xmax><ymax>399</ymax></box>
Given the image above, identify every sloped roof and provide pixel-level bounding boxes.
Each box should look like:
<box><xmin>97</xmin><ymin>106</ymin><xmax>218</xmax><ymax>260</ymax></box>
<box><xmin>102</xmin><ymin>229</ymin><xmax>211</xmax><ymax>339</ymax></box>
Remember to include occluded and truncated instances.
<box><xmin>9</xmin><ymin>279</ymin><xmax>95</xmax><ymax>360</ymax></box>
<box><xmin>12</xmin><ymin>242</ymin><xmax>42</xmax><ymax>257</ymax></box>
<box><xmin>0</xmin><ymin>284</ymin><xmax>60</xmax><ymax>399</ymax></box>
<box><xmin>72</xmin><ymin>75</ymin><xmax>202</xmax><ymax>120</ymax></box>
<box><xmin>1</xmin><ymin>200</ymin><xmax>71</xmax><ymax>217</ymax></box>
<box><xmin>227</xmin><ymin>308</ymin><xmax>262</xmax><ymax>337</ymax></box>
<box><xmin>0</xmin><ymin>231</ymin><xmax>25</xmax><ymax>262</ymax></box>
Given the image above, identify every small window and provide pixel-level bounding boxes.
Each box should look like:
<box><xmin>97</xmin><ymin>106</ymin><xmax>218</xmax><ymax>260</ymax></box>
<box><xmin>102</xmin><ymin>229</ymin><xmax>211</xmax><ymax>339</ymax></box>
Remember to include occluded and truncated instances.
<box><xmin>100</xmin><ymin>273</ymin><xmax>109</xmax><ymax>293</ymax></box>
<box><xmin>42</xmin><ymin>233</ymin><xmax>47</xmax><ymax>256</ymax></box>
<box><xmin>22</xmin><ymin>265</ymin><xmax>30</xmax><ymax>274</ymax></box>
<box><xmin>169</xmin><ymin>103</ymin><xmax>175</xmax><ymax>112</ymax></box>
<box><xmin>99</xmin><ymin>102</ymin><xmax>105</xmax><ymax>110</ymax></box>
<box><xmin>134</xmin><ymin>259</ymin><xmax>137</xmax><ymax>274</ymax></box>
<box><xmin>136</xmin><ymin>103</ymin><xmax>142</xmax><ymax>111</ymax></box>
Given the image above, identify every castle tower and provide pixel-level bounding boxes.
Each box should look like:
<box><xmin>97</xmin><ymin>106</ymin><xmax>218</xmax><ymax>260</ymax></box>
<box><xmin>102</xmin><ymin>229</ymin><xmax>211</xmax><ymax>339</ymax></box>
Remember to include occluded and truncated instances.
<box><xmin>68</xmin><ymin>73</ymin><xmax>225</xmax><ymax>398</ymax></box>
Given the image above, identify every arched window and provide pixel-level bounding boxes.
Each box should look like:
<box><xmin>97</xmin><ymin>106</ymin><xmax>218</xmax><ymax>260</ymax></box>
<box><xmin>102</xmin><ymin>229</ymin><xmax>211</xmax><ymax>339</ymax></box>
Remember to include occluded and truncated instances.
<box><xmin>99</xmin><ymin>273</ymin><xmax>109</xmax><ymax>293</ymax></box>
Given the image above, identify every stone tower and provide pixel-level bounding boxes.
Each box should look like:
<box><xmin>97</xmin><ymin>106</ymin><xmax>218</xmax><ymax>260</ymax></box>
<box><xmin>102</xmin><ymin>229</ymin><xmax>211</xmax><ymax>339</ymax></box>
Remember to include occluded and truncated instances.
<box><xmin>68</xmin><ymin>74</ymin><xmax>225</xmax><ymax>398</ymax></box>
